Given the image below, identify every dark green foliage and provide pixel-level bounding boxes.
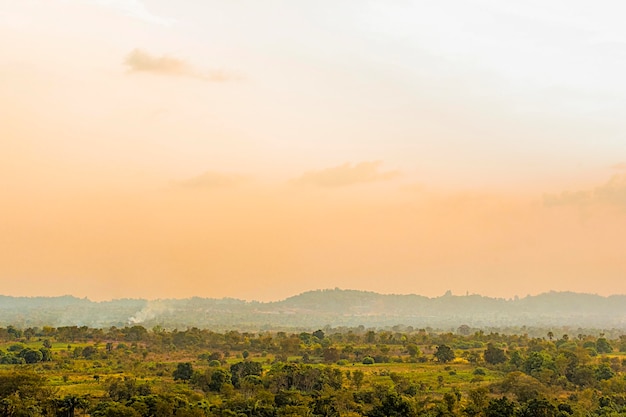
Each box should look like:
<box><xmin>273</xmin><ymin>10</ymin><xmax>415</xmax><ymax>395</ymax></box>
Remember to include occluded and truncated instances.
<box><xmin>1</xmin><ymin>324</ymin><xmax>626</xmax><ymax>417</ymax></box>
<box><xmin>7</xmin><ymin>343</ymin><xmax>25</xmax><ymax>352</ymax></box>
<box><xmin>485</xmin><ymin>397</ymin><xmax>516</xmax><ymax>417</ymax></box>
<box><xmin>125</xmin><ymin>326</ymin><xmax>149</xmax><ymax>342</ymax></box>
<box><xmin>81</xmin><ymin>345</ymin><xmax>98</xmax><ymax>359</ymax></box>
<box><xmin>173</xmin><ymin>362</ymin><xmax>194</xmax><ymax>381</ymax></box>
<box><xmin>406</xmin><ymin>344</ymin><xmax>420</xmax><ymax>357</ymax></box>
<box><xmin>57</xmin><ymin>394</ymin><xmax>90</xmax><ymax>417</ymax></box>
<box><xmin>230</xmin><ymin>360</ymin><xmax>262</xmax><ymax>388</ymax></box>
<box><xmin>518</xmin><ymin>398</ymin><xmax>557</xmax><ymax>417</ymax></box>
<box><xmin>39</xmin><ymin>347</ymin><xmax>52</xmax><ymax>362</ymax></box>
<box><xmin>0</xmin><ymin>370</ymin><xmax>46</xmax><ymax>398</ymax></box>
<box><xmin>209</xmin><ymin>368</ymin><xmax>231</xmax><ymax>392</ymax></box>
<box><xmin>473</xmin><ymin>368</ymin><xmax>486</xmax><ymax>375</ymax></box>
<box><xmin>596</xmin><ymin>338</ymin><xmax>612</xmax><ymax>353</ymax></box>
<box><xmin>523</xmin><ymin>351</ymin><xmax>554</xmax><ymax>376</ymax></box>
<box><xmin>0</xmin><ymin>353</ymin><xmax>22</xmax><ymax>364</ymax></box>
<box><xmin>484</xmin><ymin>343</ymin><xmax>507</xmax><ymax>364</ymax></box>
<box><xmin>107</xmin><ymin>377</ymin><xmax>151</xmax><ymax>401</ymax></box>
<box><xmin>558</xmin><ymin>403</ymin><xmax>574</xmax><ymax>415</ymax></box>
<box><xmin>509</xmin><ymin>350</ymin><xmax>524</xmax><ymax>369</ymax></box>
<box><xmin>362</xmin><ymin>356</ymin><xmax>375</xmax><ymax>365</ymax></box>
<box><xmin>267</xmin><ymin>362</ymin><xmax>341</xmax><ymax>394</ymax></box>
<box><xmin>434</xmin><ymin>344</ymin><xmax>455</xmax><ymax>363</ymax></box>
<box><xmin>367</xmin><ymin>393</ymin><xmax>413</xmax><ymax>417</ymax></box>
<box><xmin>91</xmin><ymin>401</ymin><xmax>142</xmax><ymax>417</ymax></box>
<box><xmin>498</xmin><ymin>371</ymin><xmax>546</xmax><ymax>402</ymax></box>
<box><xmin>19</xmin><ymin>348</ymin><xmax>43</xmax><ymax>364</ymax></box>
<box><xmin>312</xmin><ymin>395</ymin><xmax>339</xmax><ymax>417</ymax></box>
<box><xmin>595</xmin><ymin>363</ymin><xmax>615</xmax><ymax>381</ymax></box>
<box><xmin>569</xmin><ymin>365</ymin><xmax>596</xmax><ymax>387</ymax></box>
<box><xmin>312</xmin><ymin>329</ymin><xmax>325</xmax><ymax>340</ymax></box>
<box><xmin>352</xmin><ymin>369</ymin><xmax>364</xmax><ymax>389</ymax></box>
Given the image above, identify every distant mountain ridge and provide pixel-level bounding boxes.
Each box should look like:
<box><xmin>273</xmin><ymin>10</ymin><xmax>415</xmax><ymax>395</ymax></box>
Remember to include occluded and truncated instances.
<box><xmin>1</xmin><ymin>289</ymin><xmax>625</xmax><ymax>330</ymax></box>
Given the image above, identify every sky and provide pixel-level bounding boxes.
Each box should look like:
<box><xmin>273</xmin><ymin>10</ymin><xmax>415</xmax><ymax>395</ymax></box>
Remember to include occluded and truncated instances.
<box><xmin>1</xmin><ymin>0</ymin><xmax>626</xmax><ymax>301</ymax></box>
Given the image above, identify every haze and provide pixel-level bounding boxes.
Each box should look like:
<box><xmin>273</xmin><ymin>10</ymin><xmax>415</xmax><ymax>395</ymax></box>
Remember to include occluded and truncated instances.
<box><xmin>2</xmin><ymin>0</ymin><xmax>626</xmax><ymax>301</ymax></box>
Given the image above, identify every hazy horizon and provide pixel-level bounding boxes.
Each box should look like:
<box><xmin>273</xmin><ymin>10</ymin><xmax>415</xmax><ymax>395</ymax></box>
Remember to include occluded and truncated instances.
<box><xmin>2</xmin><ymin>1</ymin><xmax>626</xmax><ymax>302</ymax></box>
<box><xmin>3</xmin><ymin>287</ymin><xmax>626</xmax><ymax>304</ymax></box>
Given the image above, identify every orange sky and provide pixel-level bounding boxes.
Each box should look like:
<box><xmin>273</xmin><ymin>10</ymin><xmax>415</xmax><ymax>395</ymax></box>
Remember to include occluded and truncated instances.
<box><xmin>1</xmin><ymin>1</ymin><xmax>626</xmax><ymax>301</ymax></box>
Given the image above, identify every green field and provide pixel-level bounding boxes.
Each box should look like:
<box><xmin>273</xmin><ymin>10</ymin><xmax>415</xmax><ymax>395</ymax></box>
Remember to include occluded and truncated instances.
<box><xmin>1</xmin><ymin>326</ymin><xmax>625</xmax><ymax>416</ymax></box>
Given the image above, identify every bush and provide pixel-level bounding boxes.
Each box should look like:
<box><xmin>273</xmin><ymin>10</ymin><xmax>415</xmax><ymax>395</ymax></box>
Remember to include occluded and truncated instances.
<box><xmin>362</xmin><ymin>357</ymin><xmax>375</xmax><ymax>365</ymax></box>
<box><xmin>8</xmin><ymin>344</ymin><xmax>25</xmax><ymax>352</ymax></box>
<box><xmin>173</xmin><ymin>362</ymin><xmax>194</xmax><ymax>381</ymax></box>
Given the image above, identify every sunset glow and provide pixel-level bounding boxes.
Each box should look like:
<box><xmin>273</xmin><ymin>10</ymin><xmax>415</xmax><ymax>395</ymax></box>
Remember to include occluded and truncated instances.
<box><xmin>2</xmin><ymin>1</ymin><xmax>626</xmax><ymax>301</ymax></box>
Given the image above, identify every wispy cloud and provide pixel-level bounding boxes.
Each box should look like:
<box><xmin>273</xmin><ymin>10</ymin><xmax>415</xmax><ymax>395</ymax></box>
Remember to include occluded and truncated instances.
<box><xmin>88</xmin><ymin>0</ymin><xmax>174</xmax><ymax>26</ymax></box>
<box><xmin>293</xmin><ymin>161</ymin><xmax>401</xmax><ymax>187</ymax></box>
<box><xmin>175</xmin><ymin>171</ymin><xmax>248</xmax><ymax>189</ymax></box>
<box><xmin>543</xmin><ymin>174</ymin><xmax>626</xmax><ymax>208</ymax></box>
<box><xmin>124</xmin><ymin>49</ymin><xmax>240</xmax><ymax>82</ymax></box>
<box><xmin>611</xmin><ymin>162</ymin><xmax>626</xmax><ymax>171</ymax></box>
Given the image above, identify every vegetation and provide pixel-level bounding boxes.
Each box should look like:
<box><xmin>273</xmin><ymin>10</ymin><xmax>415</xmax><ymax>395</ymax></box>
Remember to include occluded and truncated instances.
<box><xmin>5</xmin><ymin>290</ymin><xmax>626</xmax><ymax>330</ymax></box>
<box><xmin>2</xmin><ymin>325</ymin><xmax>626</xmax><ymax>416</ymax></box>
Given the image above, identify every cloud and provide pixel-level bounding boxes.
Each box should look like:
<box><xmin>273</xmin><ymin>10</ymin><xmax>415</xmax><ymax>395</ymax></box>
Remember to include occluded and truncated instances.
<box><xmin>88</xmin><ymin>0</ymin><xmax>174</xmax><ymax>26</ymax></box>
<box><xmin>293</xmin><ymin>161</ymin><xmax>401</xmax><ymax>187</ymax></box>
<box><xmin>124</xmin><ymin>49</ymin><xmax>240</xmax><ymax>82</ymax></box>
<box><xmin>175</xmin><ymin>171</ymin><xmax>248</xmax><ymax>189</ymax></box>
<box><xmin>611</xmin><ymin>162</ymin><xmax>626</xmax><ymax>171</ymax></box>
<box><xmin>543</xmin><ymin>174</ymin><xmax>626</xmax><ymax>207</ymax></box>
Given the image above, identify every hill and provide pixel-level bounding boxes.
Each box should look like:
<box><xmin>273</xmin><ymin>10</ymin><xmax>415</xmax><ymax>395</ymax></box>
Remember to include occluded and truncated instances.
<box><xmin>1</xmin><ymin>289</ymin><xmax>625</xmax><ymax>330</ymax></box>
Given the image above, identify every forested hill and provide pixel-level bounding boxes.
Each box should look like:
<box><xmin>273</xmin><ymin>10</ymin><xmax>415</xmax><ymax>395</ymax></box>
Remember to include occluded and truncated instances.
<box><xmin>1</xmin><ymin>289</ymin><xmax>626</xmax><ymax>330</ymax></box>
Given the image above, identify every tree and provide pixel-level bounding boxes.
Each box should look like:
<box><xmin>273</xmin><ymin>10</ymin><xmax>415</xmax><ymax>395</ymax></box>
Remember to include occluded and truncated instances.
<box><xmin>518</xmin><ymin>398</ymin><xmax>557</xmax><ymax>417</ymax></box>
<box><xmin>523</xmin><ymin>351</ymin><xmax>554</xmax><ymax>376</ymax></box>
<box><xmin>406</xmin><ymin>344</ymin><xmax>420</xmax><ymax>358</ymax></box>
<box><xmin>485</xmin><ymin>397</ymin><xmax>516</xmax><ymax>417</ymax></box>
<box><xmin>39</xmin><ymin>347</ymin><xmax>52</xmax><ymax>362</ymax></box>
<box><xmin>312</xmin><ymin>329</ymin><xmax>325</xmax><ymax>340</ymax></box>
<box><xmin>0</xmin><ymin>370</ymin><xmax>47</xmax><ymax>398</ymax></box>
<box><xmin>434</xmin><ymin>344</ymin><xmax>455</xmax><ymax>363</ymax></box>
<box><xmin>569</xmin><ymin>365</ymin><xmax>595</xmax><ymax>387</ymax></box>
<box><xmin>484</xmin><ymin>343</ymin><xmax>507</xmax><ymax>365</ymax></box>
<box><xmin>458</xmin><ymin>325</ymin><xmax>471</xmax><ymax>336</ymax></box>
<box><xmin>362</xmin><ymin>356</ymin><xmax>375</xmax><ymax>365</ymax></box>
<box><xmin>107</xmin><ymin>377</ymin><xmax>150</xmax><ymax>401</ymax></box>
<box><xmin>595</xmin><ymin>363</ymin><xmax>615</xmax><ymax>381</ymax></box>
<box><xmin>19</xmin><ymin>348</ymin><xmax>43</xmax><ymax>364</ymax></box>
<box><xmin>91</xmin><ymin>401</ymin><xmax>141</xmax><ymax>417</ymax></box>
<box><xmin>464</xmin><ymin>386</ymin><xmax>489</xmax><ymax>416</ymax></box>
<box><xmin>352</xmin><ymin>370</ymin><xmax>364</xmax><ymax>389</ymax></box>
<box><xmin>82</xmin><ymin>346</ymin><xmax>98</xmax><ymax>359</ymax></box>
<box><xmin>596</xmin><ymin>338</ymin><xmax>612</xmax><ymax>354</ymax></box>
<box><xmin>498</xmin><ymin>371</ymin><xmax>546</xmax><ymax>402</ymax></box>
<box><xmin>58</xmin><ymin>394</ymin><xmax>90</xmax><ymax>417</ymax></box>
<box><xmin>209</xmin><ymin>368</ymin><xmax>231</xmax><ymax>392</ymax></box>
<box><xmin>367</xmin><ymin>393</ymin><xmax>412</xmax><ymax>417</ymax></box>
<box><xmin>173</xmin><ymin>362</ymin><xmax>194</xmax><ymax>381</ymax></box>
<box><xmin>230</xmin><ymin>361</ymin><xmax>262</xmax><ymax>388</ymax></box>
<box><xmin>323</xmin><ymin>347</ymin><xmax>340</xmax><ymax>363</ymax></box>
